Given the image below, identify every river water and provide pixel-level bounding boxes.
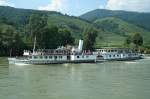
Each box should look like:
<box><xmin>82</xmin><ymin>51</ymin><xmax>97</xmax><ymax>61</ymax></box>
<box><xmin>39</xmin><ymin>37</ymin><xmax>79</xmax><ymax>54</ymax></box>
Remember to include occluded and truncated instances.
<box><xmin>0</xmin><ymin>58</ymin><xmax>150</xmax><ymax>99</ymax></box>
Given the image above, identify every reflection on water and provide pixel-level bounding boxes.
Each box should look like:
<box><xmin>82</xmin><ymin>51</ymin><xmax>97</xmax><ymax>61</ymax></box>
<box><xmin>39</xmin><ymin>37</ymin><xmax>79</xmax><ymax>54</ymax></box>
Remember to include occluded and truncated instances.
<box><xmin>0</xmin><ymin>58</ymin><xmax>150</xmax><ymax>99</ymax></box>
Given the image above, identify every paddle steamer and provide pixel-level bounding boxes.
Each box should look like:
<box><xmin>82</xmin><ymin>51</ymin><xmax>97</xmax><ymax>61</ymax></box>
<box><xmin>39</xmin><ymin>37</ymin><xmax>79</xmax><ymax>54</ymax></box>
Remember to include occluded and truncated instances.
<box><xmin>8</xmin><ymin>40</ymin><xmax>143</xmax><ymax>65</ymax></box>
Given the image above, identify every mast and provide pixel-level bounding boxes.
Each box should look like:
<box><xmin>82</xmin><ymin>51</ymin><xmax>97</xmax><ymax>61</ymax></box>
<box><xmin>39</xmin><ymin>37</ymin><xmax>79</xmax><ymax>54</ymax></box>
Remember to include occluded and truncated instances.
<box><xmin>33</xmin><ymin>36</ymin><xmax>36</xmax><ymax>54</ymax></box>
<box><xmin>9</xmin><ymin>48</ymin><xmax>12</xmax><ymax>57</ymax></box>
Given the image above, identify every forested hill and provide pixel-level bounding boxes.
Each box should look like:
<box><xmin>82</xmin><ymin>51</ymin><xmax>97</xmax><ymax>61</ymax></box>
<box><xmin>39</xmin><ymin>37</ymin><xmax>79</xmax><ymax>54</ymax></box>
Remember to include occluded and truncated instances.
<box><xmin>80</xmin><ymin>9</ymin><xmax>150</xmax><ymax>31</ymax></box>
<box><xmin>0</xmin><ymin>6</ymin><xmax>150</xmax><ymax>56</ymax></box>
<box><xmin>0</xmin><ymin>6</ymin><xmax>92</xmax><ymax>56</ymax></box>
<box><xmin>0</xmin><ymin>6</ymin><xmax>90</xmax><ymax>37</ymax></box>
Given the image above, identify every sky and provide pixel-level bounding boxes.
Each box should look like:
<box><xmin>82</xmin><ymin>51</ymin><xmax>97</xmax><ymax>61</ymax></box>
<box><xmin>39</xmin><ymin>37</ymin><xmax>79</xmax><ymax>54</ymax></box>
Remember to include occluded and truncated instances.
<box><xmin>0</xmin><ymin>0</ymin><xmax>150</xmax><ymax>16</ymax></box>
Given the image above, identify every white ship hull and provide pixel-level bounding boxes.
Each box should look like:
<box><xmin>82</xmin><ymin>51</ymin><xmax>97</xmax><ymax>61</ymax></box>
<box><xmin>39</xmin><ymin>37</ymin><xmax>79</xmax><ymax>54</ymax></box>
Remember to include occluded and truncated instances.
<box><xmin>8</xmin><ymin>55</ymin><xmax>143</xmax><ymax>65</ymax></box>
<box><xmin>8</xmin><ymin>58</ymin><xmax>97</xmax><ymax>65</ymax></box>
<box><xmin>8</xmin><ymin>53</ymin><xmax>97</xmax><ymax>65</ymax></box>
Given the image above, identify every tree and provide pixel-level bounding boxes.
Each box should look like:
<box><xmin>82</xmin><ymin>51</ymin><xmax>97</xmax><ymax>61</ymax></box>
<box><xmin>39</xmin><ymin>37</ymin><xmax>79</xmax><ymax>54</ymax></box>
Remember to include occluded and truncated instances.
<box><xmin>12</xmin><ymin>32</ymin><xmax>26</xmax><ymax>56</ymax></box>
<box><xmin>58</xmin><ymin>28</ymin><xmax>74</xmax><ymax>46</ymax></box>
<box><xmin>0</xmin><ymin>29</ymin><xmax>2</xmax><ymax>48</ymax></box>
<box><xmin>83</xmin><ymin>26</ymin><xmax>97</xmax><ymax>50</ymax></box>
<box><xmin>28</xmin><ymin>14</ymin><xmax>48</xmax><ymax>49</ymax></box>
<box><xmin>42</xmin><ymin>26</ymin><xmax>59</xmax><ymax>49</ymax></box>
<box><xmin>132</xmin><ymin>33</ymin><xmax>143</xmax><ymax>48</ymax></box>
<box><xmin>41</xmin><ymin>26</ymin><xmax>75</xmax><ymax>49</ymax></box>
<box><xmin>124</xmin><ymin>36</ymin><xmax>131</xmax><ymax>47</ymax></box>
<box><xmin>0</xmin><ymin>25</ymin><xmax>25</xmax><ymax>56</ymax></box>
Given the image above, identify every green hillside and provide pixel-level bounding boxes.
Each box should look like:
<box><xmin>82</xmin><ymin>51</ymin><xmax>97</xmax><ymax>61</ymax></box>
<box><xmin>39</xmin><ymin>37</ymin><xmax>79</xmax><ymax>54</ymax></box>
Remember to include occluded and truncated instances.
<box><xmin>47</xmin><ymin>13</ymin><xmax>91</xmax><ymax>38</ymax></box>
<box><xmin>0</xmin><ymin>6</ymin><xmax>90</xmax><ymax>39</ymax></box>
<box><xmin>80</xmin><ymin>9</ymin><xmax>150</xmax><ymax>31</ymax></box>
<box><xmin>0</xmin><ymin>6</ymin><xmax>150</xmax><ymax>51</ymax></box>
<box><xmin>94</xmin><ymin>17</ymin><xmax>150</xmax><ymax>47</ymax></box>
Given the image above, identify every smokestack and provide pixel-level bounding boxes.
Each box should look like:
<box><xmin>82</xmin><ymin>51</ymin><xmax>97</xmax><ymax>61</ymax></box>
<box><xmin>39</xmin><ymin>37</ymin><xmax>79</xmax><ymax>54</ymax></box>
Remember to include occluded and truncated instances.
<box><xmin>78</xmin><ymin>40</ymin><xmax>83</xmax><ymax>52</ymax></box>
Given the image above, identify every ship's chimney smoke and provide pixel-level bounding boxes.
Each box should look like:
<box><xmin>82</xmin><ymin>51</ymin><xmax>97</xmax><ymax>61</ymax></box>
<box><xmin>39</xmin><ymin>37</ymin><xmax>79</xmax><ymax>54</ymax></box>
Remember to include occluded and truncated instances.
<box><xmin>78</xmin><ymin>40</ymin><xmax>83</xmax><ymax>52</ymax></box>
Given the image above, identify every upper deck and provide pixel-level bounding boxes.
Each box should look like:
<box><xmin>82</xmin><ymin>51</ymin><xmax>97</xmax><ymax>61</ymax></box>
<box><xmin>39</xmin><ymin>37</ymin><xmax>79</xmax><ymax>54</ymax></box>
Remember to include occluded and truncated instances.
<box><xmin>96</xmin><ymin>48</ymin><xmax>137</xmax><ymax>54</ymax></box>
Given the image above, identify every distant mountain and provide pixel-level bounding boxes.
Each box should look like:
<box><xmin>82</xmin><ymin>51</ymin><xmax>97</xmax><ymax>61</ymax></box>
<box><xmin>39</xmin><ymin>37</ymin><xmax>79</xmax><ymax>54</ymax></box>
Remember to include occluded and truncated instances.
<box><xmin>0</xmin><ymin>6</ymin><xmax>150</xmax><ymax>47</ymax></box>
<box><xmin>80</xmin><ymin>9</ymin><xmax>150</xmax><ymax>31</ymax></box>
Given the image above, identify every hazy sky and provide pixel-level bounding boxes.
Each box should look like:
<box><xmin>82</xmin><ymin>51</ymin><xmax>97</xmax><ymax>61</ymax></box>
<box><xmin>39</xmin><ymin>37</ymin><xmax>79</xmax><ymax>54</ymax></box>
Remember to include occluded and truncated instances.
<box><xmin>0</xmin><ymin>0</ymin><xmax>150</xmax><ymax>16</ymax></box>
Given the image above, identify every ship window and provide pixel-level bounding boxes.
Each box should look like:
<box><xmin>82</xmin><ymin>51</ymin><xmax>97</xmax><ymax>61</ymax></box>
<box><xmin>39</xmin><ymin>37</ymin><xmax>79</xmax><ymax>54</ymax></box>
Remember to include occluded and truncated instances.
<box><xmin>40</xmin><ymin>56</ymin><xmax>43</xmax><ymax>59</ymax></box>
<box><xmin>117</xmin><ymin>55</ymin><xmax>119</xmax><ymax>57</ymax></box>
<box><xmin>59</xmin><ymin>56</ymin><xmax>62</xmax><ymax>59</ymax></box>
<box><xmin>34</xmin><ymin>56</ymin><xmax>38</xmax><ymax>59</ymax></box>
<box><xmin>77</xmin><ymin>56</ymin><xmax>79</xmax><ymax>58</ymax></box>
<box><xmin>113</xmin><ymin>55</ymin><xmax>115</xmax><ymax>57</ymax></box>
<box><xmin>49</xmin><ymin>56</ymin><xmax>52</xmax><ymax>59</ymax></box>
<box><xmin>44</xmin><ymin>56</ymin><xmax>48</xmax><ymax>59</ymax></box>
<box><xmin>109</xmin><ymin>55</ymin><xmax>111</xmax><ymax>57</ymax></box>
<box><xmin>54</xmin><ymin>56</ymin><xmax>57</xmax><ymax>59</ymax></box>
<box><xmin>82</xmin><ymin>56</ymin><xmax>84</xmax><ymax>58</ymax></box>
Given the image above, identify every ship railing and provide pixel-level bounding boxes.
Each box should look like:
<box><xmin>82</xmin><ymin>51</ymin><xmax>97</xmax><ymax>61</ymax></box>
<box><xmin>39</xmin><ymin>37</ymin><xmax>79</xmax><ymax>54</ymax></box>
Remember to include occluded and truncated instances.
<box><xmin>31</xmin><ymin>53</ymin><xmax>70</xmax><ymax>56</ymax></box>
<box><xmin>15</xmin><ymin>56</ymin><xmax>29</xmax><ymax>60</ymax></box>
<box><xmin>31</xmin><ymin>51</ymin><xmax>71</xmax><ymax>55</ymax></box>
<box><xmin>71</xmin><ymin>52</ymin><xmax>94</xmax><ymax>55</ymax></box>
